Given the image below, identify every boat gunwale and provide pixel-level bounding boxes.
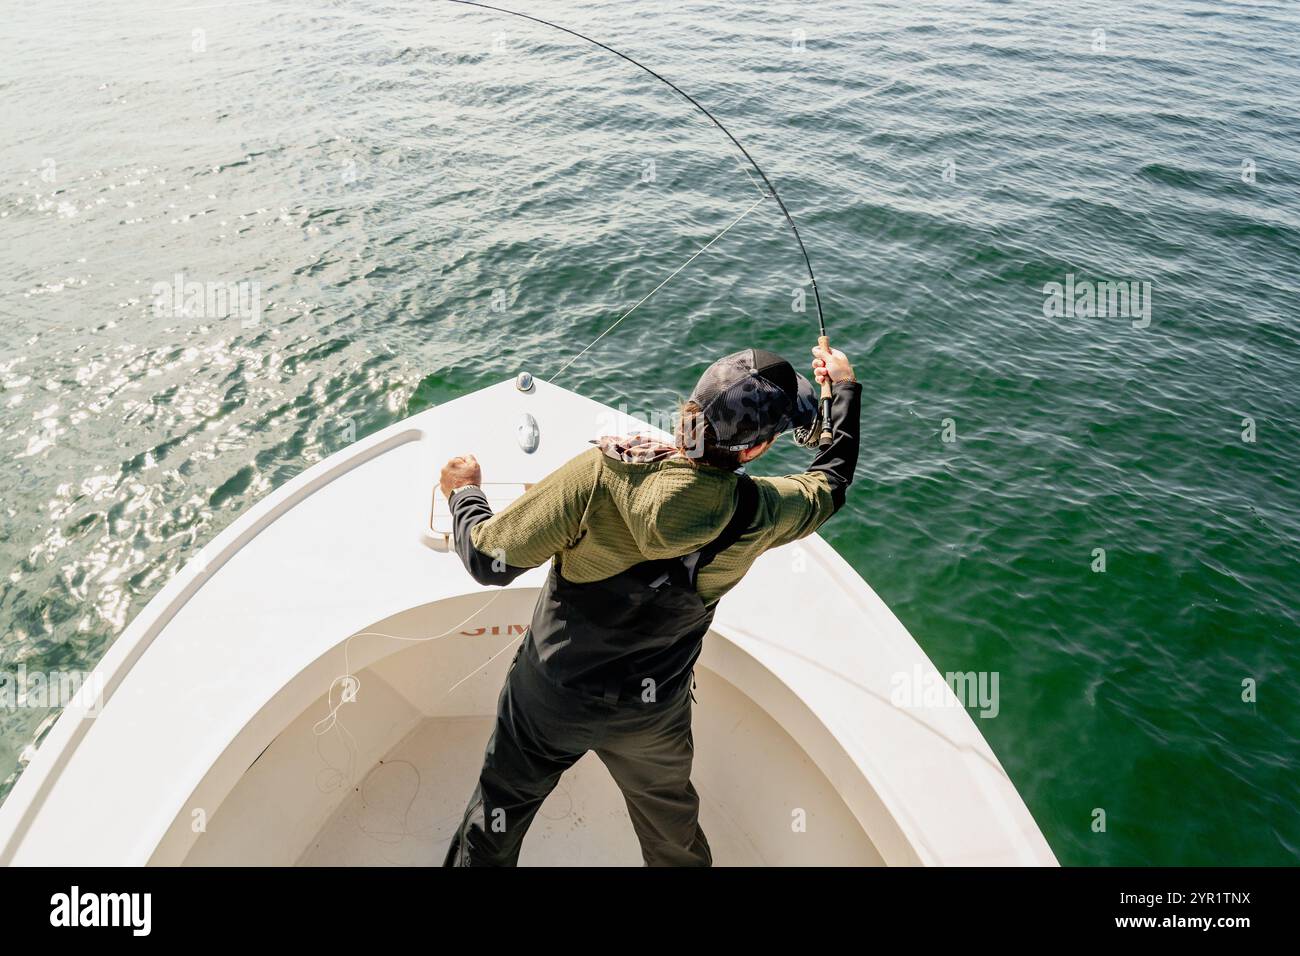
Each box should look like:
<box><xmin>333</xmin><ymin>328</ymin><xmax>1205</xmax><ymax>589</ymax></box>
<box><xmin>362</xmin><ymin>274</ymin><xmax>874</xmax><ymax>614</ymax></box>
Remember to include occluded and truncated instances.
<box><xmin>0</xmin><ymin>421</ymin><xmax>429</xmax><ymax>864</ymax></box>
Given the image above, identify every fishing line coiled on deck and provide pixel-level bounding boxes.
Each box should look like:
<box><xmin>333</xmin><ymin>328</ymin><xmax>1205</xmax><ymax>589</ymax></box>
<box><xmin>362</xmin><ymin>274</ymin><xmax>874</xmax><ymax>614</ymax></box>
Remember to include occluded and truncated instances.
<box><xmin>312</xmin><ymin>590</ymin><xmax>515</xmax><ymax>791</ymax></box>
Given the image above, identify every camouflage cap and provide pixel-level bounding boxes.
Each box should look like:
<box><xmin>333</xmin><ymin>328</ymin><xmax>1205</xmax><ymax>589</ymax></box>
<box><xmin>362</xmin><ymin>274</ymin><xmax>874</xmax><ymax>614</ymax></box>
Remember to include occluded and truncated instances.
<box><xmin>688</xmin><ymin>348</ymin><xmax>818</xmax><ymax>451</ymax></box>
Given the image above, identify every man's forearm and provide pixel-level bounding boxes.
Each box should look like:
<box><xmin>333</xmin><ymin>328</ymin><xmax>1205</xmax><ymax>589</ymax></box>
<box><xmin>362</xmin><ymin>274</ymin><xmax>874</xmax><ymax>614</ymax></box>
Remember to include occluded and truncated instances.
<box><xmin>450</xmin><ymin>488</ymin><xmax>531</xmax><ymax>586</ymax></box>
<box><xmin>807</xmin><ymin>380</ymin><xmax>862</xmax><ymax>512</ymax></box>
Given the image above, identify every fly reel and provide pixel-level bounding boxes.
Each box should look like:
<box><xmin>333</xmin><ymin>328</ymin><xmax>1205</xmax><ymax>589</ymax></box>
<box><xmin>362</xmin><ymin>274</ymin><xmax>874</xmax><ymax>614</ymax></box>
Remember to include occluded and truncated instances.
<box><xmin>792</xmin><ymin>411</ymin><xmax>825</xmax><ymax>449</ymax></box>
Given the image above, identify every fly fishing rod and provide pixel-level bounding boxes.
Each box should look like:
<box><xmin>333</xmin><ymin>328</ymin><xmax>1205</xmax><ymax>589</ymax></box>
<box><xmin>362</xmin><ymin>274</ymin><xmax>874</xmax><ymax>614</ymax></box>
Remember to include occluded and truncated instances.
<box><xmin>444</xmin><ymin>0</ymin><xmax>835</xmax><ymax>446</ymax></box>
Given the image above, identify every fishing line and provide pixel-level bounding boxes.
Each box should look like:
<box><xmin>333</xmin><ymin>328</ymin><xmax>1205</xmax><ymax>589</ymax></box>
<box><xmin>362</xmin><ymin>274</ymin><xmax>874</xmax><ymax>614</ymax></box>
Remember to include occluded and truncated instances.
<box><xmin>443</xmin><ymin>0</ymin><xmax>832</xmax><ymax>400</ymax></box>
<box><xmin>312</xmin><ymin>590</ymin><xmax>514</xmax><ymax>789</ymax></box>
<box><xmin>318</xmin><ymin>1</ymin><xmax>839</xmax><ymax>780</ymax></box>
<box><xmin>551</xmin><ymin>193</ymin><xmax>767</xmax><ymax>382</ymax></box>
<box><xmin>311</xmin><ymin>4</ymin><xmax>837</xmax><ymax>805</ymax></box>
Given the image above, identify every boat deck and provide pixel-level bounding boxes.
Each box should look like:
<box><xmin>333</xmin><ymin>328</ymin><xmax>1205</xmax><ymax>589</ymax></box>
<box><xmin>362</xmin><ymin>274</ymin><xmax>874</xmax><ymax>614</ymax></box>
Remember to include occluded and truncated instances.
<box><xmin>182</xmin><ymin>664</ymin><xmax>883</xmax><ymax>867</ymax></box>
<box><xmin>299</xmin><ymin>719</ymin><xmax>763</xmax><ymax>867</ymax></box>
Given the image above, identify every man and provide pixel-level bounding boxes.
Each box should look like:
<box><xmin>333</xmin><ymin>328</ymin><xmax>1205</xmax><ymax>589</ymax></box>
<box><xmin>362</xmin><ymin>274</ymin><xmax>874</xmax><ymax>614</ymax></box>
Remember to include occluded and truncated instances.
<box><xmin>440</xmin><ymin>343</ymin><xmax>859</xmax><ymax>866</ymax></box>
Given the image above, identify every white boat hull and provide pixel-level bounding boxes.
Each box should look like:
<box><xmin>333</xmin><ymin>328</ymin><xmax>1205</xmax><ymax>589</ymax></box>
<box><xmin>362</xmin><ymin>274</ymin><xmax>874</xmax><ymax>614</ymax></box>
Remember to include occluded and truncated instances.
<box><xmin>0</xmin><ymin>378</ymin><xmax>1056</xmax><ymax>866</ymax></box>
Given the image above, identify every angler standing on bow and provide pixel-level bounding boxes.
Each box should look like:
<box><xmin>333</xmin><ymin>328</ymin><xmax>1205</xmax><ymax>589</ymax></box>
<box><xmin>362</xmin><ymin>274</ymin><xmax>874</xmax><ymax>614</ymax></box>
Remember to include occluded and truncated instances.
<box><xmin>439</xmin><ymin>343</ymin><xmax>860</xmax><ymax>866</ymax></box>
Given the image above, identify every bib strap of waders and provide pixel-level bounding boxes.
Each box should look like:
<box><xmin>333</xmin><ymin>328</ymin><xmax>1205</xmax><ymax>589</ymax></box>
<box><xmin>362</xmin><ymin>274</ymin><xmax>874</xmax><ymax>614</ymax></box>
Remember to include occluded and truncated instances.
<box><xmin>641</xmin><ymin>474</ymin><xmax>759</xmax><ymax>591</ymax></box>
<box><xmin>597</xmin><ymin>474</ymin><xmax>759</xmax><ymax>704</ymax></box>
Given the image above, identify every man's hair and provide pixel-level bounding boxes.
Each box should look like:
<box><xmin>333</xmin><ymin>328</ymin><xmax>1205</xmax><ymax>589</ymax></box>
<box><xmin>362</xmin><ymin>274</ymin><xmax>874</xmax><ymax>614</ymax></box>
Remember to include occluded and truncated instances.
<box><xmin>675</xmin><ymin>399</ymin><xmax>745</xmax><ymax>472</ymax></box>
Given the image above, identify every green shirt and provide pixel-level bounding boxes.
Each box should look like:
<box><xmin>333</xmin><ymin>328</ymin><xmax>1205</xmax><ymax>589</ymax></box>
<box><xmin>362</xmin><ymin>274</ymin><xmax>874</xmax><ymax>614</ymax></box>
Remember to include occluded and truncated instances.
<box><xmin>469</xmin><ymin>446</ymin><xmax>836</xmax><ymax>605</ymax></box>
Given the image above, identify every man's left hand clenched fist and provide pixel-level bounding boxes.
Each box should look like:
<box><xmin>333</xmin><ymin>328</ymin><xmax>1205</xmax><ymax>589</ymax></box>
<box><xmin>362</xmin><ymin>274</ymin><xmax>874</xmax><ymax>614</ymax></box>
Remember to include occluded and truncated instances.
<box><xmin>440</xmin><ymin>454</ymin><xmax>482</xmax><ymax>499</ymax></box>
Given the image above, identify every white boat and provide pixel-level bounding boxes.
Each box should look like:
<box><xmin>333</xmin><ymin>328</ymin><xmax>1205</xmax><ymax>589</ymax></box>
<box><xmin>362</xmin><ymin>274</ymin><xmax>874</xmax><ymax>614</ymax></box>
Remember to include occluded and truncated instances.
<box><xmin>0</xmin><ymin>376</ymin><xmax>1057</xmax><ymax>866</ymax></box>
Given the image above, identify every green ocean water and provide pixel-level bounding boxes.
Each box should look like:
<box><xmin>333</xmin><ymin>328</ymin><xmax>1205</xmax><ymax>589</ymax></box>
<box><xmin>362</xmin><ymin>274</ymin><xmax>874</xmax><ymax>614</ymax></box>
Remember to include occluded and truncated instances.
<box><xmin>1</xmin><ymin>0</ymin><xmax>1297</xmax><ymax>865</ymax></box>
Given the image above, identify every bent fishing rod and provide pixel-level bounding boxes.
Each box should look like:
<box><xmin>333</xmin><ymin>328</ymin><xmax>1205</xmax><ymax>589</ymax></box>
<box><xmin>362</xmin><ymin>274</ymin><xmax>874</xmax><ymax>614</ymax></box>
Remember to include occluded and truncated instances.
<box><xmin>444</xmin><ymin>0</ymin><xmax>835</xmax><ymax>446</ymax></box>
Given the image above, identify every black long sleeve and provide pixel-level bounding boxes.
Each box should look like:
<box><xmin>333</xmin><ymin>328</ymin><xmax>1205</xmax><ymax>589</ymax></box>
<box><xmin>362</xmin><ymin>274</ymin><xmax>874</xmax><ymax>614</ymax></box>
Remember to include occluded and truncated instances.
<box><xmin>806</xmin><ymin>380</ymin><xmax>862</xmax><ymax>512</ymax></box>
<box><xmin>450</xmin><ymin>488</ymin><xmax>532</xmax><ymax>586</ymax></box>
